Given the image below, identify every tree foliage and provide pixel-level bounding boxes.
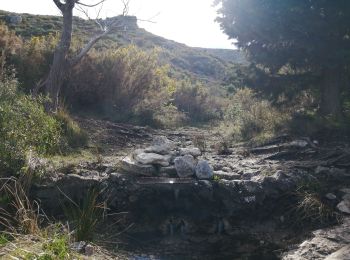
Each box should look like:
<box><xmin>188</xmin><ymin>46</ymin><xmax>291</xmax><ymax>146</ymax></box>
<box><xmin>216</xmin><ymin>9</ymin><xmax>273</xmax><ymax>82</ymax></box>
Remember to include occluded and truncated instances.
<box><xmin>216</xmin><ymin>0</ymin><xmax>350</xmax><ymax>116</ymax></box>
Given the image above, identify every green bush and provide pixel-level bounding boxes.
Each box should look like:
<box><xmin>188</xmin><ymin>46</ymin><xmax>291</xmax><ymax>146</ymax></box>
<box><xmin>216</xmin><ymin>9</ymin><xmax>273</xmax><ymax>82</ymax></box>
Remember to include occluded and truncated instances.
<box><xmin>0</xmin><ymin>74</ymin><xmax>61</xmax><ymax>175</ymax></box>
<box><xmin>220</xmin><ymin>88</ymin><xmax>290</xmax><ymax>143</ymax></box>
<box><xmin>174</xmin><ymin>79</ymin><xmax>223</xmax><ymax>123</ymax></box>
<box><xmin>67</xmin><ymin>45</ymin><xmax>186</xmax><ymax>127</ymax></box>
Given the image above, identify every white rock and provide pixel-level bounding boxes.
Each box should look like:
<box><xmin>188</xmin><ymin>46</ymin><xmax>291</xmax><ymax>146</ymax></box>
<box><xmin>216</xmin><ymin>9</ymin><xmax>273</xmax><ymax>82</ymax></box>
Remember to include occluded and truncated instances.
<box><xmin>325</xmin><ymin>193</ymin><xmax>337</xmax><ymax>200</ymax></box>
<box><xmin>134</xmin><ymin>152</ymin><xmax>171</xmax><ymax>166</ymax></box>
<box><xmin>179</xmin><ymin>147</ymin><xmax>202</xmax><ymax>157</ymax></box>
<box><xmin>120</xmin><ymin>157</ymin><xmax>157</xmax><ymax>176</ymax></box>
<box><xmin>289</xmin><ymin>140</ymin><xmax>308</xmax><ymax>148</ymax></box>
<box><xmin>337</xmin><ymin>200</ymin><xmax>350</xmax><ymax>214</ymax></box>
<box><xmin>144</xmin><ymin>145</ymin><xmax>171</xmax><ymax>155</ymax></box>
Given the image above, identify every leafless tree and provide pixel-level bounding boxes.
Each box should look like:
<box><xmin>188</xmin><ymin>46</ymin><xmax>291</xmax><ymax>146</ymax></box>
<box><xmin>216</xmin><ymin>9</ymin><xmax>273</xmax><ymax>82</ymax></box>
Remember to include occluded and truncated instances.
<box><xmin>42</xmin><ymin>0</ymin><xmax>127</xmax><ymax>111</ymax></box>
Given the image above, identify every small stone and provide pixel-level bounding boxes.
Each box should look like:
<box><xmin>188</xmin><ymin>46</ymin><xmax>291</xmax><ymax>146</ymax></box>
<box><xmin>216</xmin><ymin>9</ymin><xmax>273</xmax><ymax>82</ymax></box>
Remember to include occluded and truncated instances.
<box><xmin>70</xmin><ymin>241</ymin><xmax>86</xmax><ymax>252</ymax></box>
<box><xmin>84</xmin><ymin>244</ymin><xmax>94</xmax><ymax>256</ymax></box>
<box><xmin>325</xmin><ymin>193</ymin><xmax>337</xmax><ymax>200</ymax></box>
<box><xmin>337</xmin><ymin>200</ymin><xmax>350</xmax><ymax>214</ymax></box>
<box><xmin>195</xmin><ymin>160</ymin><xmax>213</xmax><ymax>180</ymax></box>
<box><xmin>289</xmin><ymin>140</ymin><xmax>308</xmax><ymax>148</ymax></box>
<box><xmin>222</xmin><ymin>167</ymin><xmax>231</xmax><ymax>172</ymax></box>
<box><xmin>179</xmin><ymin>147</ymin><xmax>202</xmax><ymax>157</ymax></box>
<box><xmin>174</xmin><ymin>155</ymin><xmax>196</xmax><ymax>178</ymax></box>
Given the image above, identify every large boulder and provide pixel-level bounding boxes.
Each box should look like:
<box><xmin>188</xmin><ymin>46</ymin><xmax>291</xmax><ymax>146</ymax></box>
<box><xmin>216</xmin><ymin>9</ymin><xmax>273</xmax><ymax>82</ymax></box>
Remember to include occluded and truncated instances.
<box><xmin>120</xmin><ymin>157</ymin><xmax>158</xmax><ymax>176</ymax></box>
<box><xmin>134</xmin><ymin>152</ymin><xmax>171</xmax><ymax>167</ymax></box>
<box><xmin>195</xmin><ymin>160</ymin><xmax>213</xmax><ymax>180</ymax></box>
<box><xmin>174</xmin><ymin>155</ymin><xmax>196</xmax><ymax>178</ymax></box>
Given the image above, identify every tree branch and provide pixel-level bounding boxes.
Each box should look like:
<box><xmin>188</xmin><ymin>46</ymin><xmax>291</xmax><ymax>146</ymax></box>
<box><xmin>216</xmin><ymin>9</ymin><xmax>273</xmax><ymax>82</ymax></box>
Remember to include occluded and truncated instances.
<box><xmin>69</xmin><ymin>30</ymin><xmax>109</xmax><ymax>66</ymax></box>
<box><xmin>76</xmin><ymin>0</ymin><xmax>106</xmax><ymax>8</ymax></box>
<box><xmin>121</xmin><ymin>0</ymin><xmax>130</xmax><ymax>16</ymax></box>
<box><xmin>70</xmin><ymin>16</ymin><xmax>126</xmax><ymax>67</ymax></box>
<box><xmin>53</xmin><ymin>0</ymin><xmax>64</xmax><ymax>10</ymax></box>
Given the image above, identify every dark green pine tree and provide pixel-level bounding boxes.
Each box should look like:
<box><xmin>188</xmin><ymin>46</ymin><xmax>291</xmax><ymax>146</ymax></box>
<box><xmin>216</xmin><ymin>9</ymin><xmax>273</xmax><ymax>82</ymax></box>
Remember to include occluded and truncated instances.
<box><xmin>216</xmin><ymin>0</ymin><xmax>350</xmax><ymax>117</ymax></box>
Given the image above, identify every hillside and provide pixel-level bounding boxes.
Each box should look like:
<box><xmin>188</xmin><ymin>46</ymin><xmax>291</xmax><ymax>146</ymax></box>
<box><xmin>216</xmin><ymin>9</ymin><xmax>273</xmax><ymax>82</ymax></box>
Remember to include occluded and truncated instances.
<box><xmin>0</xmin><ymin>10</ymin><xmax>245</xmax><ymax>85</ymax></box>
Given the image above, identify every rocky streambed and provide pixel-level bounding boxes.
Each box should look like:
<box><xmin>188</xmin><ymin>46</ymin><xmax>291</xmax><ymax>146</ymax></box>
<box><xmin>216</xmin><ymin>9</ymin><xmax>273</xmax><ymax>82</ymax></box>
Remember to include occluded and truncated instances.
<box><xmin>30</xmin><ymin>119</ymin><xmax>350</xmax><ymax>259</ymax></box>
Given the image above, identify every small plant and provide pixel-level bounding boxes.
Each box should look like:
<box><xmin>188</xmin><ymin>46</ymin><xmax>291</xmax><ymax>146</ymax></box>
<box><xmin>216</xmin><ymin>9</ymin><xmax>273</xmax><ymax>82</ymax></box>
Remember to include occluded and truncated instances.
<box><xmin>0</xmin><ymin>233</ymin><xmax>10</xmax><ymax>246</ymax></box>
<box><xmin>62</xmin><ymin>188</ymin><xmax>104</xmax><ymax>242</ymax></box>
<box><xmin>213</xmin><ymin>135</ymin><xmax>232</xmax><ymax>155</ymax></box>
<box><xmin>41</xmin><ymin>234</ymin><xmax>70</xmax><ymax>260</ymax></box>
<box><xmin>213</xmin><ymin>175</ymin><xmax>221</xmax><ymax>182</ymax></box>
<box><xmin>193</xmin><ymin>133</ymin><xmax>207</xmax><ymax>153</ymax></box>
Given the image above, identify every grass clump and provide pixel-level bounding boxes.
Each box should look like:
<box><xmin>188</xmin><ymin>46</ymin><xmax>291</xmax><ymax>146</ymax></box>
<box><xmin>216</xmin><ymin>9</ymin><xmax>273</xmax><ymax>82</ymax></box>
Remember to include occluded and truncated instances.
<box><xmin>0</xmin><ymin>233</ymin><xmax>10</xmax><ymax>246</ymax></box>
<box><xmin>55</xmin><ymin>109</ymin><xmax>88</xmax><ymax>149</ymax></box>
<box><xmin>0</xmin><ymin>176</ymin><xmax>40</xmax><ymax>234</ymax></box>
<box><xmin>286</xmin><ymin>180</ymin><xmax>341</xmax><ymax>227</ymax></box>
<box><xmin>62</xmin><ymin>188</ymin><xmax>104</xmax><ymax>242</ymax></box>
<box><xmin>41</xmin><ymin>233</ymin><xmax>70</xmax><ymax>260</ymax></box>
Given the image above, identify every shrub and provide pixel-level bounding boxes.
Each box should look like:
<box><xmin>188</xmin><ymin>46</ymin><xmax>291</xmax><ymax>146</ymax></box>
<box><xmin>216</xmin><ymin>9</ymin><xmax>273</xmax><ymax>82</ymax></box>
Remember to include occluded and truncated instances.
<box><xmin>220</xmin><ymin>88</ymin><xmax>290</xmax><ymax>143</ymax></box>
<box><xmin>174</xmin><ymin>79</ymin><xmax>223</xmax><ymax>123</ymax></box>
<box><xmin>14</xmin><ymin>34</ymin><xmax>57</xmax><ymax>92</ymax></box>
<box><xmin>0</xmin><ymin>74</ymin><xmax>61</xmax><ymax>174</ymax></box>
<box><xmin>0</xmin><ymin>23</ymin><xmax>22</xmax><ymax>76</ymax></box>
<box><xmin>67</xmin><ymin>45</ymin><xmax>186</xmax><ymax>127</ymax></box>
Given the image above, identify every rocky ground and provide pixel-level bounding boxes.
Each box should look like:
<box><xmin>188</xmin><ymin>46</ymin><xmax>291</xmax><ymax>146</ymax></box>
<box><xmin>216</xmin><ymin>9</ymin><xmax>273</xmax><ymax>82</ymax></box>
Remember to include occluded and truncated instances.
<box><xmin>3</xmin><ymin>117</ymin><xmax>350</xmax><ymax>259</ymax></box>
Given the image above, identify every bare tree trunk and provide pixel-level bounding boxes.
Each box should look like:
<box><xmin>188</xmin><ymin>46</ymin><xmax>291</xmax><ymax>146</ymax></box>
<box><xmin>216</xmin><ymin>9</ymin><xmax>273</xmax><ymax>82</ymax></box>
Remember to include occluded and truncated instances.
<box><xmin>46</xmin><ymin>1</ymin><xmax>74</xmax><ymax>112</ymax></box>
<box><xmin>320</xmin><ymin>67</ymin><xmax>343</xmax><ymax>118</ymax></box>
<box><xmin>44</xmin><ymin>0</ymin><xmax>125</xmax><ymax>111</ymax></box>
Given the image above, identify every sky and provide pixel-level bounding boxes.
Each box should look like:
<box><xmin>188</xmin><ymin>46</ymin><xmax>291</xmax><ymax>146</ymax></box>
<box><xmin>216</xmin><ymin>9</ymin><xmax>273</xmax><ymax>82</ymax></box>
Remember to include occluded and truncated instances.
<box><xmin>0</xmin><ymin>0</ymin><xmax>235</xmax><ymax>49</ymax></box>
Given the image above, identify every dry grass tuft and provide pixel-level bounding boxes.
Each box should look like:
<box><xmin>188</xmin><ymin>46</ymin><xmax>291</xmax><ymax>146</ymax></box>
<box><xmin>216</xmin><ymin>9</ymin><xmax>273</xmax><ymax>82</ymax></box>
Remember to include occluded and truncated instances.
<box><xmin>0</xmin><ymin>175</ymin><xmax>40</xmax><ymax>235</ymax></box>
